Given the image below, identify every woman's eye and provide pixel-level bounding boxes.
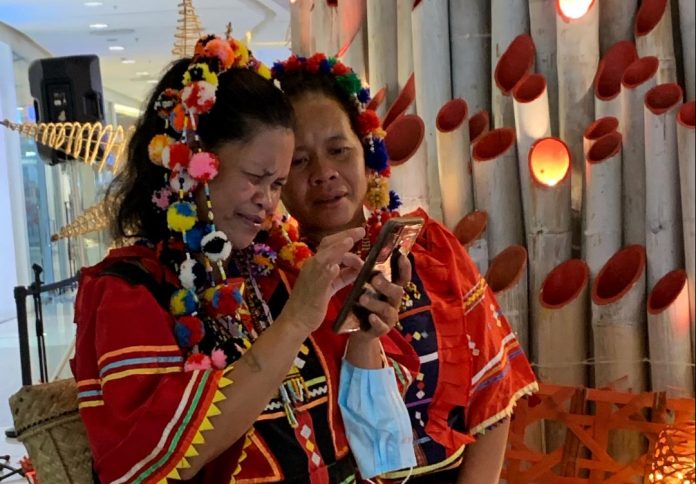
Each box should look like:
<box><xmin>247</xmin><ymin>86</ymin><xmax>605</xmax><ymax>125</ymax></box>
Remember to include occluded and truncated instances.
<box><xmin>272</xmin><ymin>180</ymin><xmax>285</xmax><ymax>190</ymax></box>
<box><xmin>330</xmin><ymin>147</ymin><xmax>351</xmax><ymax>156</ymax></box>
<box><xmin>292</xmin><ymin>156</ymin><xmax>308</xmax><ymax>166</ymax></box>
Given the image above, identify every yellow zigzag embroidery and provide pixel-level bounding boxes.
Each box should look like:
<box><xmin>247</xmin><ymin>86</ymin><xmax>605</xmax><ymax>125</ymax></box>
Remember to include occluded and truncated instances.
<box><xmin>464</xmin><ymin>277</ymin><xmax>487</xmax><ymax>313</ymax></box>
<box><xmin>230</xmin><ymin>430</ymin><xmax>255</xmax><ymax>484</ymax></box>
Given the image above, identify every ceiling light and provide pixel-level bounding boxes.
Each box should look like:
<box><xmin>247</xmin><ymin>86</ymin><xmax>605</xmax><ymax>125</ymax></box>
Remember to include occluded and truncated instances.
<box><xmin>121</xmin><ymin>59</ymin><xmax>136</xmax><ymax>64</ymax></box>
<box><xmin>113</xmin><ymin>103</ymin><xmax>141</xmax><ymax>118</ymax></box>
<box><xmin>108</xmin><ymin>45</ymin><xmax>125</xmax><ymax>51</ymax></box>
<box><xmin>135</xmin><ymin>71</ymin><xmax>150</xmax><ymax>76</ymax></box>
<box><xmin>84</xmin><ymin>1</ymin><xmax>103</xmax><ymax>6</ymax></box>
<box><xmin>146</xmin><ymin>79</ymin><xmax>159</xmax><ymax>84</ymax></box>
<box><xmin>89</xmin><ymin>23</ymin><xmax>109</xmax><ymax>29</ymax></box>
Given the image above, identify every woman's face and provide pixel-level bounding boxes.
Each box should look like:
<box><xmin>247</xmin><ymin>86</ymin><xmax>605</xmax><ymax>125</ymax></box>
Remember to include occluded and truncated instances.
<box><xmin>198</xmin><ymin>126</ymin><xmax>294</xmax><ymax>248</ymax></box>
<box><xmin>282</xmin><ymin>92</ymin><xmax>367</xmax><ymax>238</ymax></box>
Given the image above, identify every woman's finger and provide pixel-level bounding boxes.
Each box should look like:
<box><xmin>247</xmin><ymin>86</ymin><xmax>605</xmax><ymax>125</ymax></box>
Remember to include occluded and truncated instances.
<box><xmin>370</xmin><ymin>273</ymin><xmax>405</xmax><ymax>307</ymax></box>
<box><xmin>316</xmin><ymin>227</ymin><xmax>365</xmax><ymax>251</ymax></box>
<box><xmin>364</xmin><ymin>313</ymin><xmax>391</xmax><ymax>337</ymax></box>
<box><xmin>394</xmin><ymin>254</ymin><xmax>412</xmax><ymax>287</ymax></box>
<box><xmin>358</xmin><ymin>293</ymin><xmax>399</xmax><ymax>328</ymax></box>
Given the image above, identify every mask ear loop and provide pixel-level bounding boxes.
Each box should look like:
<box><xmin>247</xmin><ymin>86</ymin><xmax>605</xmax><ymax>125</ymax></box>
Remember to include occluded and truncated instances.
<box><xmin>364</xmin><ymin>466</ymin><xmax>413</xmax><ymax>484</ymax></box>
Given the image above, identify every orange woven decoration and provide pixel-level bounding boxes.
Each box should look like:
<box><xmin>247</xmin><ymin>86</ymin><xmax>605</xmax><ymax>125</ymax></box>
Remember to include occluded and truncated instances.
<box><xmin>647</xmin><ymin>421</ymin><xmax>695</xmax><ymax>483</ymax></box>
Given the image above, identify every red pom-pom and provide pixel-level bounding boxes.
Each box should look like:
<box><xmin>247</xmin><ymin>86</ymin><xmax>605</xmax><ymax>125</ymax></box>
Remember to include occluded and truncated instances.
<box><xmin>179</xmin><ymin>315</ymin><xmax>205</xmax><ymax>346</ymax></box>
<box><xmin>332</xmin><ymin>62</ymin><xmax>349</xmax><ymax>76</ymax></box>
<box><xmin>284</xmin><ymin>55</ymin><xmax>302</xmax><ymax>72</ymax></box>
<box><xmin>171</xmin><ymin>104</ymin><xmax>187</xmax><ymax>133</ymax></box>
<box><xmin>162</xmin><ymin>143</ymin><xmax>191</xmax><ymax>171</ymax></box>
<box><xmin>182</xmin><ymin>81</ymin><xmax>217</xmax><ymax>115</ymax></box>
<box><xmin>306</xmin><ymin>53</ymin><xmax>326</xmax><ymax>74</ymax></box>
<box><xmin>216</xmin><ymin>281</ymin><xmax>244</xmax><ymax>315</ymax></box>
<box><xmin>293</xmin><ymin>244</ymin><xmax>312</xmax><ymax>268</ymax></box>
<box><xmin>357</xmin><ymin>110</ymin><xmax>381</xmax><ymax>136</ymax></box>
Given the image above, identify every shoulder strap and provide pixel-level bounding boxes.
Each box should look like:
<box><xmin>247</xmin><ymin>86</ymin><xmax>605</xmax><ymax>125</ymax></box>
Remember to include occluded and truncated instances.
<box><xmin>99</xmin><ymin>260</ymin><xmax>176</xmax><ymax>311</ymax></box>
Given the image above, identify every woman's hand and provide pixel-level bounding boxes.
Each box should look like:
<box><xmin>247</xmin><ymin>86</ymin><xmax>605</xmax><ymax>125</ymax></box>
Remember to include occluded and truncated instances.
<box><xmin>281</xmin><ymin>227</ymin><xmax>365</xmax><ymax>335</ymax></box>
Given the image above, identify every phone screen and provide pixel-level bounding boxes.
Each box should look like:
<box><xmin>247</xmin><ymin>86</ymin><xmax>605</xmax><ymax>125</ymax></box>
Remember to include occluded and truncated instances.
<box><xmin>333</xmin><ymin>217</ymin><xmax>424</xmax><ymax>334</ymax></box>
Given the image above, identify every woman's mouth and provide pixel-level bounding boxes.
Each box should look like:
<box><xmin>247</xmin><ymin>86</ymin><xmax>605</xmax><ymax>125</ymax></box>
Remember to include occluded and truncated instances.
<box><xmin>314</xmin><ymin>193</ymin><xmax>347</xmax><ymax>207</ymax></box>
<box><xmin>236</xmin><ymin>212</ymin><xmax>264</xmax><ymax>228</ymax></box>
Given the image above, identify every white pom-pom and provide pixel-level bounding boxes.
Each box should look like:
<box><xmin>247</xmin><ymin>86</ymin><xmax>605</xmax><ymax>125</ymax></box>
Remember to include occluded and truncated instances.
<box><xmin>179</xmin><ymin>258</ymin><xmax>204</xmax><ymax>291</ymax></box>
<box><xmin>169</xmin><ymin>169</ymin><xmax>199</xmax><ymax>193</ymax></box>
<box><xmin>202</xmin><ymin>230</ymin><xmax>232</xmax><ymax>262</ymax></box>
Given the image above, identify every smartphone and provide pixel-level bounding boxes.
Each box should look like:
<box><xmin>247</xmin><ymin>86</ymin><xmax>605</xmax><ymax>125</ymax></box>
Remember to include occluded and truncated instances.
<box><xmin>333</xmin><ymin>217</ymin><xmax>424</xmax><ymax>334</ymax></box>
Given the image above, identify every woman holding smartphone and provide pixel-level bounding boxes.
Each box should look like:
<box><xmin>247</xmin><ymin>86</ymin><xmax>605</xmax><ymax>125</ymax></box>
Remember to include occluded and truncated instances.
<box><xmin>272</xmin><ymin>54</ymin><xmax>538</xmax><ymax>484</ymax></box>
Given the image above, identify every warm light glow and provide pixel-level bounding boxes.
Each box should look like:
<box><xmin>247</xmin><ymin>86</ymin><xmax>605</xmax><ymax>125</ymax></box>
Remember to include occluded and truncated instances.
<box><xmin>529</xmin><ymin>138</ymin><xmax>570</xmax><ymax>187</ymax></box>
<box><xmin>558</xmin><ymin>0</ymin><xmax>593</xmax><ymax>19</ymax></box>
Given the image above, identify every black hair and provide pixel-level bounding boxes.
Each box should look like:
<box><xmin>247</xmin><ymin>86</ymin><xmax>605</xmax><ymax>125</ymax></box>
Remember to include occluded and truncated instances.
<box><xmin>276</xmin><ymin>70</ymin><xmax>362</xmax><ymax>141</ymax></box>
<box><xmin>108</xmin><ymin>58</ymin><xmax>294</xmax><ymax>243</ymax></box>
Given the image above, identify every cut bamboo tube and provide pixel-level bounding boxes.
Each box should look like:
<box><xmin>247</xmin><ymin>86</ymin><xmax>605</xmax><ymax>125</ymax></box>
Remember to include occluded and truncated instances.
<box><xmin>454</xmin><ymin>210</ymin><xmax>489</xmax><ymax>275</ymax></box>
<box><xmin>396</xmin><ymin>0</ymin><xmax>414</xmax><ymax>91</ymax></box>
<box><xmin>592</xmin><ymin>244</ymin><xmax>647</xmax><ymax>465</ymax></box>
<box><xmin>538</xmin><ymin>259</ymin><xmax>590</xmax><ymax>451</ymax></box>
<box><xmin>411</xmin><ymin>0</ymin><xmax>451</xmax><ymax>220</ymax></box>
<box><xmin>382</xmin><ymin>73</ymin><xmax>415</xmax><ymax>130</ymax></box>
<box><xmin>583</xmin><ymin>132</ymin><xmax>623</xmax><ymax>279</ymax></box>
<box><xmin>367</xmin><ymin>0</ymin><xmax>398</xmax><ymax>113</ymax></box>
<box><xmin>621</xmin><ymin>56</ymin><xmax>660</xmax><ymax>246</ymax></box>
<box><xmin>594</xmin><ymin>41</ymin><xmax>639</xmax><ymax>131</ymax></box>
<box><xmin>644</xmin><ymin>83</ymin><xmax>685</xmax><ymax>290</ymax></box>
<box><xmin>336</xmin><ymin>0</ymin><xmax>367</xmax><ymax>82</ymax></box>
<box><xmin>635</xmin><ymin>0</ymin><xmax>678</xmax><ymax>84</ymax></box>
<box><xmin>527</xmin><ymin>138</ymin><xmax>573</xmax><ymax>348</ymax></box>
<box><xmin>677</xmin><ymin>101</ymin><xmax>695</xmax><ymax>353</ymax></box>
<box><xmin>436</xmin><ymin>98</ymin><xmax>473</xmax><ymax>229</ymax></box>
<box><xmin>365</xmin><ymin>87</ymin><xmax>386</xmax><ymax>113</ymax></box>
<box><xmin>472</xmin><ymin>128</ymin><xmax>524</xmax><ymax>259</ymax></box>
<box><xmin>493</xmin><ymin>34</ymin><xmax>535</xmax><ymax>130</ymax></box>
<box><xmin>469</xmin><ymin>110</ymin><xmax>490</xmax><ymax>147</ymax></box>
<box><xmin>648</xmin><ymin>269</ymin><xmax>695</xmax><ymax>397</ymax></box>
<box><xmin>513</xmin><ymin>73</ymin><xmax>551</xmax><ymax>230</ymax></box>
<box><xmin>556</xmin><ymin>0</ymin><xmax>600</xmax><ymax>213</ymax></box>
<box><xmin>678</xmin><ymin>0</ymin><xmax>695</xmax><ymax>100</ymax></box>
<box><xmin>599</xmin><ymin>0</ymin><xmax>640</xmax><ymax>55</ymax></box>
<box><xmin>487</xmin><ymin>245</ymin><xmax>529</xmax><ymax>355</ymax></box>
<box><xmin>528</xmin><ymin>0</ymin><xmax>559</xmax><ymax>135</ymax></box>
<box><xmin>290</xmin><ymin>0</ymin><xmax>313</xmax><ymax>56</ymax></box>
<box><xmin>492</xmin><ymin>0</ymin><xmax>530</xmax><ymax>129</ymax></box>
<box><xmin>384</xmin><ymin>114</ymin><xmax>429</xmax><ymax>214</ymax></box>
<box><xmin>450</xmin><ymin>0</ymin><xmax>490</xmax><ymax>114</ymax></box>
<box><xmin>583</xmin><ymin>115</ymin><xmax>619</xmax><ymax>159</ymax></box>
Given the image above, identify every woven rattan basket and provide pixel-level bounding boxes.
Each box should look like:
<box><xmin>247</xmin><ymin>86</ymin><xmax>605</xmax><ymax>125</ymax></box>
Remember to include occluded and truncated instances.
<box><xmin>9</xmin><ymin>378</ymin><xmax>94</xmax><ymax>484</ymax></box>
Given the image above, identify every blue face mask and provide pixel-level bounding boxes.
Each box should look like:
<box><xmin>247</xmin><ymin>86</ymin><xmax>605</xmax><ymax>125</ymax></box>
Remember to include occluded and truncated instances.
<box><xmin>338</xmin><ymin>359</ymin><xmax>416</xmax><ymax>479</ymax></box>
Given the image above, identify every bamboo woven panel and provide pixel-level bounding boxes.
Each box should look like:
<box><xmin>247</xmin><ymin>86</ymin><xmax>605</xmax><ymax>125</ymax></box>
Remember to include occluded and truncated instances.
<box><xmin>9</xmin><ymin>379</ymin><xmax>94</xmax><ymax>484</ymax></box>
<box><xmin>502</xmin><ymin>383</ymin><xmax>695</xmax><ymax>483</ymax></box>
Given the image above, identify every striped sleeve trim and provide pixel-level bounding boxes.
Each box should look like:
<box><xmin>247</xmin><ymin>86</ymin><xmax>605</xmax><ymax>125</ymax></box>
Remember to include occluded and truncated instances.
<box><xmin>468</xmin><ymin>382</ymin><xmax>538</xmax><ymax>436</ymax></box>
<box><xmin>97</xmin><ymin>346</ymin><xmax>184</xmax><ymax>385</ymax></box>
<box><xmin>469</xmin><ymin>334</ymin><xmax>523</xmax><ymax>398</ymax></box>
<box><xmin>77</xmin><ymin>380</ymin><xmax>104</xmax><ymax>409</ymax></box>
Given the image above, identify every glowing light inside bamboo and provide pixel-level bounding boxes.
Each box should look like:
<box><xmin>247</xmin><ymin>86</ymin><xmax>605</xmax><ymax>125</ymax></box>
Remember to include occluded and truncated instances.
<box><xmin>558</xmin><ymin>0</ymin><xmax>593</xmax><ymax>19</ymax></box>
<box><xmin>530</xmin><ymin>138</ymin><xmax>570</xmax><ymax>187</ymax></box>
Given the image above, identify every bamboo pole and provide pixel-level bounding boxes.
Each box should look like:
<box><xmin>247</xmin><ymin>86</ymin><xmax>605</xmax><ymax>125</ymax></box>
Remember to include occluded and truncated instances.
<box><xmin>513</xmin><ymin>73</ymin><xmax>551</xmax><ymax>230</ymax></box>
<box><xmin>450</xmin><ymin>0</ymin><xmax>490</xmax><ymax>114</ymax></box>
<box><xmin>336</xmin><ymin>0</ymin><xmax>367</xmax><ymax>82</ymax></box>
<box><xmin>472</xmin><ymin>128</ymin><xmax>524</xmax><ymax>258</ymax></box>
<box><xmin>644</xmin><ymin>83</ymin><xmax>684</xmax><ymax>290</ymax></box>
<box><xmin>648</xmin><ymin>269</ymin><xmax>695</xmax><ymax>397</ymax></box>
<box><xmin>290</xmin><ymin>0</ymin><xmax>313</xmax><ymax>56</ymax></box>
<box><xmin>621</xmin><ymin>56</ymin><xmax>660</xmax><ymax>246</ymax></box>
<box><xmin>583</xmin><ymin>132</ymin><xmax>623</xmax><ymax>279</ymax></box>
<box><xmin>677</xmin><ymin>101</ymin><xmax>695</xmax><ymax>353</ymax></box>
<box><xmin>492</xmin><ymin>0</ymin><xmax>530</xmax><ymax>129</ymax></box>
<box><xmin>411</xmin><ymin>0</ymin><xmax>451</xmax><ymax>220</ymax></box>
<box><xmin>635</xmin><ymin>0</ymin><xmax>678</xmax><ymax>84</ymax></box>
<box><xmin>436</xmin><ymin>98</ymin><xmax>473</xmax><ymax>229</ymax></box>
<box><xmin>527</xmin><ymin>138</ymin><xmax>573</xmax><ymax>352</ymax></box>
<box><xmin>678</xmin><ymin>0</ymin><xmax>695</xmax><ymax>100</ymax></box>
<box><xmin>384</xmin><ymin>114</ymin><xmax>429</xmax><ymax>213</ymax></box>
<box><xmin>382</xmin><ymin>73</ymin><xmax>415</xmax><ymax>130</ymax></box>
<box><xmin>487</xmin><ymin>245</ymin><xmax>529</xmax><ymax>355</ymax></box>
<box><xmin>538</xmin><ymin>259</ymin><xmax>590</xmax><ymax>451</ymax></box>
<box><xmin>591</xmin><ymin>244</ymin><xmax>648</xmax><ymax>465</ymax></box>
<box><xmin>594</xmin><ymin>41</ymin><xmax>639</xmax><ymax>132</ymax></box>
<box><xmin>599</xmin><ymin>0</ymin><xmax>640</xmax><ymax>55</ymax></box>
<box><xmin>311</xmin><ymin>0</ymin><xmax>339</xmax><ymax>56</ymax></box>
<box><xmin>367</xmin><ymin>0</ymin><xmax>398</xmax><ymax>112</ymax></box>
<box><xmin>365</xmin><ymin>87</ymin><xmax>386</xmax><ymax>113</ymax></box>
<box><xmin>454</xmin><ymin>210</ymin><xmax>489</xmax><ymax>275</ymax></box>
<box><xmin>469</xmin><ymin>110</ymin><xmax>490</xmax><ymax>147</ymax></box>
<box><xmin>583</xmin><ymin>115</ymin><xmax>619</xmax><ymax>159</ymax></box>
<box><xmin>528</xmin><ymin>0</ymin><xmax>559</xmax><ymax>136</ymax></box>
<box><xmin>556</xmin><ymin>0</ymin><xmax>600</xmax><ymax>213</ymax></box>
<box><xmin>396</xmin><ymin>0</ymin><xmax>413</xmax><ymax>91</ymax></box>
<box><xmin>493</xmin><ymin>34</ymin><xmax>535</xmax><ymax>130</ymax></box>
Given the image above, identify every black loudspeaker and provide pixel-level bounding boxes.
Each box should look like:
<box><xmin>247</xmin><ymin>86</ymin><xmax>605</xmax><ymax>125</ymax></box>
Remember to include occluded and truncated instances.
<box><xmin>28</xmin><ymin>55</ymin><xmax>105</xmax><ymax>165</ymax></box>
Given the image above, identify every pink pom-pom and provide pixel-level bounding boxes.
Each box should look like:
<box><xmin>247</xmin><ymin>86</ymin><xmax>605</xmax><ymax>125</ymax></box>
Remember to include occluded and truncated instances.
<box><xmin>184</xmin><ymin>353</ymin><xmax>212</xmax><ymax>372</ymax></box>
<box><xmin>182</xmin><ymin>81</ymin><xmax>217</xmax><ymax>115</ymax></box>
<box><xmin>188</xmin><ymin>152</ymin><xmax>220</xmax><ymax>182</ymax></box>
<box><xmin>152</xmin><ymin>187</ymin><xmax>173</xmax><ymax>210</ymax></box>
<box><xmin>162</xmin><ymin>143</ymin><xmax>191</xmax><ymax>171</ymax></box>
<box><xmin>211</xmin><ymin>348</ymin><xmax>228</xmax><ymax>369</ymax></box>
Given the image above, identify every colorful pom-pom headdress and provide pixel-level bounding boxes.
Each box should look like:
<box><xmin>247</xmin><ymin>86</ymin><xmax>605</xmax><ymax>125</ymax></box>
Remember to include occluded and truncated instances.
<box><xmin>271</xmin><ymin>53</ymin><xmax>401</xmax><ymax>221</ymax></box>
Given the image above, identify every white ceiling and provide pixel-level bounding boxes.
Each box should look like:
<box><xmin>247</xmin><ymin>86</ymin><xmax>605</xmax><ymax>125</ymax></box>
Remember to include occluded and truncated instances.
<box><xmin>0</xmin><ymin>0</ymin><xmax>292</xmax><ymax>106</ymax></box>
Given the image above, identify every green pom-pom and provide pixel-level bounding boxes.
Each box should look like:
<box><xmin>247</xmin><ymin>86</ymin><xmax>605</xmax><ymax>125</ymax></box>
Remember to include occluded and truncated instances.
<box><xmin>336</xmin><ymin>73</ymin><xmax>362</xmax><ymax>96</ymax></box>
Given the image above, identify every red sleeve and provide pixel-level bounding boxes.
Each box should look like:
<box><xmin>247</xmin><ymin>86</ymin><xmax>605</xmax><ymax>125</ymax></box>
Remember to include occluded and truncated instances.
<box><xmin>73</xmin><ymin>273</ymin><xmax>234</xmax><ymax>484</ymax></box>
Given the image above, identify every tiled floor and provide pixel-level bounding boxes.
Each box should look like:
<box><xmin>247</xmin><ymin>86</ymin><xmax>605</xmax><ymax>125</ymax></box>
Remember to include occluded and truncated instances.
<box><xmin>0</xmin><ymin>290</ymin><xmax>76</xmax><ymax>482</ymax></box>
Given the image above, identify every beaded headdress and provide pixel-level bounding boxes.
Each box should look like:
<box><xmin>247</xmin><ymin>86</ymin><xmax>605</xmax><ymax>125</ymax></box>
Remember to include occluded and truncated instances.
<box><xmin>271</xmin><ymin>53</ymin><xmax>402</xmax><ymax>241</ymax></box>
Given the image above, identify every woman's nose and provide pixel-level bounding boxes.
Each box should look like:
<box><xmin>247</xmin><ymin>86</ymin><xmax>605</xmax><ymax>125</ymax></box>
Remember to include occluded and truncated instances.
<box><xmin>309</xmin><ymin>159</ymin><xmax>339</xmax><ymax>186</ymax></box>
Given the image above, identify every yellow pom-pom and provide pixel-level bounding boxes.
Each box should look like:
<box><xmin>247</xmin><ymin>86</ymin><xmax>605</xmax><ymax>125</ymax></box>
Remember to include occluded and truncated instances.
<box><xmin>230</xmin><ymin>40</ymin><xmax>250</xmax><ymax>67</ymax></box>
<box><xmin>148</xmin><ymin>134</ymin><xmax>174</xmax><ymax>165</ymax></box>
<box><xmin>167</xmin><ymin>202</ymin><xmax>198</xmax><ymax>233</ymax></box>
<box><xmin>365</xmin><ymin>175</ymin><xmax>390</xmax><ymax>211</ymax></box>
<box><xmin>256</xmin><ymin>63</ymin><xmax>272</xmax><ymax>80</ymax></box>
<box><xmin>183</xmin><ymin>63</ymin><xmax>219</xmax><ymax>87</ymax></box>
